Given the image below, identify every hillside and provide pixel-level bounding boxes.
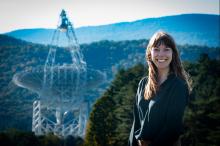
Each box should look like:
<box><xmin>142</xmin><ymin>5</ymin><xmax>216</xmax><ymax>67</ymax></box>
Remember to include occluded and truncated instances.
<box><xmin>0</xmin><ymin>34</ymin><xmax>219</xmax><ymax>131</ymax></box>
<box><xmin>6</xmin><ymin>14</ymin><xmax>220</xmax><ymax>47</ymax></box>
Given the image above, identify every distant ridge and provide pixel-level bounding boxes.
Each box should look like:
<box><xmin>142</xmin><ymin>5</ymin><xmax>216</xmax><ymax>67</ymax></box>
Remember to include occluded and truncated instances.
<box><xmin>6</xmin><ymin>14</ymin><xmax>220</xmax><ymax>47</ymax></box>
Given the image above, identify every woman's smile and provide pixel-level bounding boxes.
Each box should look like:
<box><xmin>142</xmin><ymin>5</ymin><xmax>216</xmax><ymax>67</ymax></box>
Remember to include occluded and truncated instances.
<box><xmin>157</xmin><ymin>59</ymin><xmax>167</xmax><ymax>62</ymax></box>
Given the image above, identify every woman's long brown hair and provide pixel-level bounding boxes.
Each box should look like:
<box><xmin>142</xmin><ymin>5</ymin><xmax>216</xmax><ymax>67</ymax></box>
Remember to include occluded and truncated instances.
<box><xmin>144</xmin><ymin>31</ymin><xmax>192</xmax><ymax>100</ymax></box>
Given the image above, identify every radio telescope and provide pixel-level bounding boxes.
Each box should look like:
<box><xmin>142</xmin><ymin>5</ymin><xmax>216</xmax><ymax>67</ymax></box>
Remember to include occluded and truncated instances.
<box><xmin>13</xmin><ymin>9</ymin><xmax>106</xmax><ymax>137</ymax></box>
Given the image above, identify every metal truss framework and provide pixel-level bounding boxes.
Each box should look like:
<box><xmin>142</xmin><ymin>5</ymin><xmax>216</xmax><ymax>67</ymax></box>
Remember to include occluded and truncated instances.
<box><xmin>32</xmin><ymin>100</ymin><xmax>88</xmax><ymax>137</ymax></box>
<box><xmin>32</xmin><ymin>9</ymin><xmax>88</xmax><ymax>138</ymax></box>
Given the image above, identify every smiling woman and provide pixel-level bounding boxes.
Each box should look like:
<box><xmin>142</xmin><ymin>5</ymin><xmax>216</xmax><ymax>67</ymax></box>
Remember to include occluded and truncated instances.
<box><xmin>128</xmin><ymin>31</ymin><xmax>192</xmax><ymax>146</ymax></box>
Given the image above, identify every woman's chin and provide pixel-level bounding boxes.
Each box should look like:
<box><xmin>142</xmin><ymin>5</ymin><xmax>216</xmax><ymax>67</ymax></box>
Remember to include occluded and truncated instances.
<box><xmin>156</xmin><ymin>65</ymin><xmax>170</xmax><ymax>71</ymax></box>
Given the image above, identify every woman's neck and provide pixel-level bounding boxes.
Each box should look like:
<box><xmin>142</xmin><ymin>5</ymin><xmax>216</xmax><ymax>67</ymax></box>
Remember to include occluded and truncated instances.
<box><xmin>158</xmin><ymin>68</ymin><xmax>170</xmax><ymax>85</ymax></box>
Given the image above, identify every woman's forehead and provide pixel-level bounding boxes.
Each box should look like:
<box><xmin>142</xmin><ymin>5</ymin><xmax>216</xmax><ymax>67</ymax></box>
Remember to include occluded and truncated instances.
<box><xmin>154</xmin><ymin>40</ymin><xmax>167</xmax><ymax>47</ymax></box>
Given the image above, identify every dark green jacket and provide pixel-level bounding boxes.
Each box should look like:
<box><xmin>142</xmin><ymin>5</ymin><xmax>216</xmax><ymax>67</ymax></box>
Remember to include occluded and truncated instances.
<box><xmin>128</xmin><ymin>74</ymin><xmax>189</xmax><ymax>146</ymax></box>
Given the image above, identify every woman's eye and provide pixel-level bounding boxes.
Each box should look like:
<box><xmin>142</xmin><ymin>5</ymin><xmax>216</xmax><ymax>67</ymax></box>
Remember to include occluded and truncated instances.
<box><xmin>153</xmin><ymin>48</ymin><xmax>159</xmax><ymax>51</ymax></box>
<box><xmin>165</xmin><ymin>48</ymin><xmax>171</xmax><ymax>51</ymax></box>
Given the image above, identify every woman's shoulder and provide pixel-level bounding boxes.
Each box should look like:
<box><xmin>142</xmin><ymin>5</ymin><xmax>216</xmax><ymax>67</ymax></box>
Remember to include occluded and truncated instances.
<box><xmin>136</xmin><ymin>76</ymin><xmax>147</xmax><ymax>93</ymax></box>
<box><xmin>170</xmin><ymin>74</ymin><xmax>188</xmax><ymax>92</ymax></box>
<box><xmin>138</xmin><ymin>76</ymin><xmax>148</xmax><ymax>87</ymax></box>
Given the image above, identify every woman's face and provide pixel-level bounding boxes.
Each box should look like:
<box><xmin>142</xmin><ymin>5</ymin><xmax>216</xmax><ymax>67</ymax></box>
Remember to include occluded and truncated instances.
<box><xmin>150</xmin><ymin>43</ymin><xmax>173</xmax><ymax>71</ymax></box>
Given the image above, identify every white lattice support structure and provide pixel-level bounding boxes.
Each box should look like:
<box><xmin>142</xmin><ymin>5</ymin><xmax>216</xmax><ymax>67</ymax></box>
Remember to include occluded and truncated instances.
<box><xmin>10</xmin><ymin>9</ymin><xmax>106</xmax><ymax>138</ymax></box>
<box><xmin>32</xmin><ymin>100</ymin><xmax>44</xmax><ymax>135</ymax></box>
<box><xmin>32</xmin><ymin>100</ymin><xmax>88</xmax><ymax>137</ymax></box>
<box><xmin>78</xmin><ymin>102</ymin><xmax>89</xmax><ymax>137</ymax></box>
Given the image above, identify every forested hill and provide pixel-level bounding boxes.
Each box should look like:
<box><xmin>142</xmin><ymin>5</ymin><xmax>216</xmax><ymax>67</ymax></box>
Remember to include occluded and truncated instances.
<box><xmin>6</xmin><ymin>14</ymin><xmax>220</xmax><ymax>47</ymax></box>
<box><xmin>0</xmin><ymin>34</ymin><xmax>219</xmax><ymax>132</ymax></box>
<box><xmin>84</xmin><ymin>55</ymin><xmax>220</xmax><ymax>146</ymax></box>
<box><xmin>0</xmin><ymin>35</ymin><xmax>30</xmax><ymax>46</ymax></box>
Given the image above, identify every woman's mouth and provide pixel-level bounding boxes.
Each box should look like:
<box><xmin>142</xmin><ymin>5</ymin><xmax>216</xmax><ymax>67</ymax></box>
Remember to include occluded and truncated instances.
<box><xmin>157</xmin><ymin>59</ymin><xmax>166</xmax><ymax>63</ymax></box>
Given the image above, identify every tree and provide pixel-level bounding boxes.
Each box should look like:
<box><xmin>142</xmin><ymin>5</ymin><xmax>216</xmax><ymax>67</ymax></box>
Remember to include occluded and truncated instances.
<box><xmin>182</xmin><ymin>54</ymin><xmax>220</xmax><ymax>146</ymax></box>
<box><xmin>84</xmin><ymin>64</ymin><xmax>146</xmax><ymax>146</ymax></box>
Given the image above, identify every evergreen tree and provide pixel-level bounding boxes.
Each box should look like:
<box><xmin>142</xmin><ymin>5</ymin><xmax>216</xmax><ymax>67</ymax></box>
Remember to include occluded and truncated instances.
<box><xmin>182</xmin><ymin>54</ymin><xmax>220</xmax><ymax>146</ymax></box>
<box><xmin>84</xmin><ymin>64</ymin><xmax>146</xmax><ymax>146</ymax></box>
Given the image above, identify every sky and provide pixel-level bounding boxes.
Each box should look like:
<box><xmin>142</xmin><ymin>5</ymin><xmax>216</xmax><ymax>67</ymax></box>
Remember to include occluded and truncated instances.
<box><xmin>0</xmin><ymin>0</ymin><xmax>219</xmax><ymax>33</ymax></box>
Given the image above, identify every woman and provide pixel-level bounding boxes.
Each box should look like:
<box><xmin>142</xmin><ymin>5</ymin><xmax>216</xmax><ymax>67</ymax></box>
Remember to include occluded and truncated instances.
<box><xmin>128</xmin><ymin>31</ymin><xmax>191</xmax><ymax>146</ymax></box>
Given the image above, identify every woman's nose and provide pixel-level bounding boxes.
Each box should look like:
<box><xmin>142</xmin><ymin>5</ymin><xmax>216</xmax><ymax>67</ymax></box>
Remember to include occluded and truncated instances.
<box><xmin>158</xmin><ymin>50</ymin><xmax>165</xmax><ymax>56</ymax></box>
